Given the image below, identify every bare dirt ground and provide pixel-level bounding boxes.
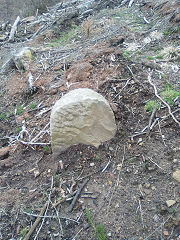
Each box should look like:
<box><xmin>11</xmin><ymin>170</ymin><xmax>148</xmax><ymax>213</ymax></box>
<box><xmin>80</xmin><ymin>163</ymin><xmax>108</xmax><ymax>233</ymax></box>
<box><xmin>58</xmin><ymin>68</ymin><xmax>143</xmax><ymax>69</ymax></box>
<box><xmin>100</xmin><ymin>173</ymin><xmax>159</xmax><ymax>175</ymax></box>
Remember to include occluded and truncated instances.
<box><xmin>0</xmin><ymin>1</ymin><xmax>180</xmax><ymax>240</ymax></box>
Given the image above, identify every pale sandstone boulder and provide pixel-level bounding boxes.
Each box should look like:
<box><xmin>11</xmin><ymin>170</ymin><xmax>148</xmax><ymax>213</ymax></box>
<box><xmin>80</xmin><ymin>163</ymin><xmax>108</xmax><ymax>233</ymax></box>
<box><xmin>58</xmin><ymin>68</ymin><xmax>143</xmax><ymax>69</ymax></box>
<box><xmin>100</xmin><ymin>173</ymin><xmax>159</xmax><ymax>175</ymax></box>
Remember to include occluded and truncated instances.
<box><xmin>50</xmin><ymin>88</ymin><xmax>116</xmax><ymax>156</ymax></box>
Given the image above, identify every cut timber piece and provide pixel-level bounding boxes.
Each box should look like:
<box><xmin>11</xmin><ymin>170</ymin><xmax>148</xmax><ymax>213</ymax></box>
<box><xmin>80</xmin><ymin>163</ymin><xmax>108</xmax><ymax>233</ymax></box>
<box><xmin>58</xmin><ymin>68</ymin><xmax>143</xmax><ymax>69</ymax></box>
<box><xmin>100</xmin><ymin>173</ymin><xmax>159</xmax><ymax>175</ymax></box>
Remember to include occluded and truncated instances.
<box><xmin>50</xmin><ymin>88</ymin><xmax>116</xmax><ymax>157</ymax></box>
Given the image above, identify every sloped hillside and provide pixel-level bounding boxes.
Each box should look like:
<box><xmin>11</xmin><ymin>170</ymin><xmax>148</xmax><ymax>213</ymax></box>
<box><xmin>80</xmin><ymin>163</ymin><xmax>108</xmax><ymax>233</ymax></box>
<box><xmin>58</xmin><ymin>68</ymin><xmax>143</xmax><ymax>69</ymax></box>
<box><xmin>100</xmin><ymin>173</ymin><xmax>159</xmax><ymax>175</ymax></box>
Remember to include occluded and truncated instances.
<box><xmin>0</xmin><ymin>0</ymin><xmax>180</xmax><ymax>239</ymax></box>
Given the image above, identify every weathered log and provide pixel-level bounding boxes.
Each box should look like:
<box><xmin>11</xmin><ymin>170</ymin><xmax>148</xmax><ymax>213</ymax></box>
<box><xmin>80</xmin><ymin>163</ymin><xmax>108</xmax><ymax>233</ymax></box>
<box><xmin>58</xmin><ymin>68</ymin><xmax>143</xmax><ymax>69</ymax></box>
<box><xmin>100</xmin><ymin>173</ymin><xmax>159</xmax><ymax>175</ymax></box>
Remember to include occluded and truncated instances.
<box><xmin>9</xmin><ymin>16</ymin><xmax>21</xmax><ymax>42</ymax></box>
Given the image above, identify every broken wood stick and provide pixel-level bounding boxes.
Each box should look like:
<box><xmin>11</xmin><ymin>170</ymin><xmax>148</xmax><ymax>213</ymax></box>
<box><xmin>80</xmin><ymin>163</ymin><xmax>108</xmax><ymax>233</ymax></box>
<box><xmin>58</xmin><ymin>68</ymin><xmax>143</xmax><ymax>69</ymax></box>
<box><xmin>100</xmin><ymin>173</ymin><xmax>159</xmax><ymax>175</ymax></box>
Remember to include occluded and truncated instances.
<box><xmin>24</xmin><ymin>202</ymin><xmax>48</xmax><ymax>240</ymax></box>
<box><xmin>128</xmin><ymin>0</ymin><xmax>135</xmax><ymax>8</ymax></box>
<box><xmin>9</xmin><ymin>16</ymin><xmax>21</xmax><ymax>42</ymax></box>
<box><xmin>69</xmin><ymin>178</ymin><xmax>89</xmax><ymax>212</ymax></box>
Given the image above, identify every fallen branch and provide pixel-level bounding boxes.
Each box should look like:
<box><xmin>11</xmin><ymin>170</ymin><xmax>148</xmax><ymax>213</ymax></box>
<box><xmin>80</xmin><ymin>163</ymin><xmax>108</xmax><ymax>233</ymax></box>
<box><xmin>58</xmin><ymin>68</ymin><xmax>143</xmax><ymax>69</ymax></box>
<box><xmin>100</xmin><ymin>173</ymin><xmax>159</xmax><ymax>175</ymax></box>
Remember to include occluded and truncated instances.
<box><xmin>128</xmin><ymin>0</ymin><xmax>135</xmax><ymax>8</ymax></box>
<box><xmin>69</xmin><ymin>178</ymin><xmax>89</xmax><ymax>212</ymax></box>
<box><xmin>20</xmin><ymin>140</ymin><xmax>50</xmax><ymax>145</ymax></box>
<box><xmin>24</xmin><ymin>202</ymin><xmax>48</xmax><ymax>240</ymax></box>
<box><xmin>148</xmin><ymin>107</ymin><xmax>157</xmax><ymax>130</ymax></box>
<box><xmin>101</xmin><ymin>160</ymin><xmax>111</xmax><ymax>173</ymax></box>
<box><xmin>148</xmin><ymin>74</ymin><xmax>180</xmax><ymax>126</ymax></box>
<box><xmin>9</xmin><ymin>16</ymin><xmax>21</xmax><ymax>42</ymax></box>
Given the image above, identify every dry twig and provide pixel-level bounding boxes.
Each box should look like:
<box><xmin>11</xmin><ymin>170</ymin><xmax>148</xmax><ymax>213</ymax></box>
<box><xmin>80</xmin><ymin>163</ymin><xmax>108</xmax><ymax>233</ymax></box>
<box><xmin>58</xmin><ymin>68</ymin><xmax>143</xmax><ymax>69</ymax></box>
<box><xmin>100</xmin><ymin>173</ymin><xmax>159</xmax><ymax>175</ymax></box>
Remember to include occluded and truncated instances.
<box><xmin>157</xmin><ymin>119</ymin><xmax>167</xmax><ymax>146</ymax></box>
<box><xmin>138</xmin><ymin>200</ymin><xmax>145</xmax><ymax>228</ymax></box>
<box><xmin>69</xmin><ymin>178</ymin><xmax>89</xmax><ymax>212</ymax></box>
<box><xmin>106</xmin><ymin>145</ymin><xmax>125</xmax><ymax>214</ymax></box>
<box><xmin>34</xmin><ymin>176</ymin><xmax>54</xmax><ymax>240</ymax></box>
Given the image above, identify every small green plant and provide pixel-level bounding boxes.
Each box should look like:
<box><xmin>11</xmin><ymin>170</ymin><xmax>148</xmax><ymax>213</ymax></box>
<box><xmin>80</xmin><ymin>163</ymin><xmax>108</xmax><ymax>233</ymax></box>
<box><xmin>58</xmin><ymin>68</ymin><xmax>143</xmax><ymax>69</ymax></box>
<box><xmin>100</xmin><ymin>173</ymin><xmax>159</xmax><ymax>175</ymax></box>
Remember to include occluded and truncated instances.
<box><xmin>156</xmin><ymin>55</ymin><xmax>163</xmax><ymax>59</ymax></box>
<box><xmin>161</xmin><ymin>74</ymin><xmax>167</xmax><ymax>79</ymax></box>
<box><xmin>17</xmin><ymin>105</ymin><xmax>24</xmax><ymax>115</ymax></box>
<box><xmin>57</xmin><ymin>196</ymin><xmax>63</xmax><ymax>201</ymax></box>
<box><xmin>0</xmin><ymin>113</ymin><xmax>7</xmax><ymax>120</ymax></box>
<box><xmin>17</xmin><ymin>127</ymin><xmax>21</xmax><ymax>134</ymax></box>
<box><xmin>145</xmin><ymin>100</ymin><xmax>160</xmax><ymax>113</ymax></box>
<box><xmin>95</xmin><ymin>154</ymin><xmax>102</xmax><ymax>161</ymax></box>
<box><xmin>24</xmin><ymin>208</ymin><xmax>31</xmax><ymax>213</ymax></box>
<box><xmin>155</xmin><ymin>46</ymin><xmax>163</xmax><ymax>52</ymax></box>
<box><xmin>43</xmin><ymin>145</ymin><xmax>50</xmax><ymax>153</ymax></box>
<box><xmin>136</xmin><ymin>215</ymin><xmax>141</xmax><ymax>222</ymax></box>
<box><xmin>21</xmin><ymin>227</ymin><xmax>28</xmax><ymax>239</ymax></box>
<box><xmin>58</xmin><ymin>69</ymin><xmax>64</xmax><ymax>74</ymax></box>
<box><xmin>161</xmin><ymin>85</ymin><xmax>180</xmax><ymax>105</ymax></box>
<box><xmin>146</xmin><ymin>56</ymin><xmax>155</xmax><ymax>60</ymax></box>
<box><xmin>123</xmin><ymin>50</ymin><xmax>131</xmax><ymax>59</ymax></box>
<box><xmin>49</xmin><ymin>25</ymin><xmax>80</xmax><ymax>47</ymax></box>
<box><xmin>129</xmin><ymin>157</ymin><xmax>135</xmax><ymax>163</ymax></box>
<box><xmin>163</xmin><ymin>30</ymin><xmax>169</xmax><ymax>35</ymax></box>
<box><xmin>86</xmin><ymin>208</ymin><xmax>107</xmax><ymax>240</ymax></box>
<box><xmin>29</xmin><ymin>102</ymin><xmax>37</xmax><ymax>109</ymax></box>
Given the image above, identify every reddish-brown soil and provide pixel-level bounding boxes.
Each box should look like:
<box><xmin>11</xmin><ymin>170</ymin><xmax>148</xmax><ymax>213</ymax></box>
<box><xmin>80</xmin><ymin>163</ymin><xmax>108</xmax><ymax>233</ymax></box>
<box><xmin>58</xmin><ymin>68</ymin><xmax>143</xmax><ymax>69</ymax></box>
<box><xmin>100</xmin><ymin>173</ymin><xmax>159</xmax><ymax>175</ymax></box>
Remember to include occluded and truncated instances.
<box><xmin>0</xmin><ymin>1</ymin><xmax>180</xmax><ymax>240</ymax></box>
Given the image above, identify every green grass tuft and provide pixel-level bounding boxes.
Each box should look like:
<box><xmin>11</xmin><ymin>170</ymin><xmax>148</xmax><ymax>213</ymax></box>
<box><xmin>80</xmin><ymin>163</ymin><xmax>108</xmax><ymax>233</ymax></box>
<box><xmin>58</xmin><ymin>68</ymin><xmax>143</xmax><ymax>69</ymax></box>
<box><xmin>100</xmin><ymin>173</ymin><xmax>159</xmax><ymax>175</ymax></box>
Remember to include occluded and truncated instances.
<box><xmin>161</xmin><ymin>85</ymin><xmax>180</xmax><ymax>106</ymax></box>
<box><xmin>146</xmin><ymin>56</ymin><xmax>155</xmax><ymax>60</ymax></box>
<box><xmin>145</xmin><ymin>100</ymin><xmax>160</xmax><ymax>113</ymax></box>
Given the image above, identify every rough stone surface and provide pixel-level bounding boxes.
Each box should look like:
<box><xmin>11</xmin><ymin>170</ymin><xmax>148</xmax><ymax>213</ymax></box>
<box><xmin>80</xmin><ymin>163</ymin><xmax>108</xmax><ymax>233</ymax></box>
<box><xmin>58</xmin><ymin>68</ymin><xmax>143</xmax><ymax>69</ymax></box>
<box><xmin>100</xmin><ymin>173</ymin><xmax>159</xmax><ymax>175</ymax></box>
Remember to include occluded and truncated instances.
<box><xmin>172</xmin><ymin>170</ymin><xmax>180</xmax><ymax>182</ymax></box>
<box><xmin>166</xmin><ymin>200</ymin><xmax>176</xmax><ymax>207</ymax></box>
<box><xmin>50</xmin><ymin>88</ymin><xmax>116</xmax><ymax>156</ymax></box>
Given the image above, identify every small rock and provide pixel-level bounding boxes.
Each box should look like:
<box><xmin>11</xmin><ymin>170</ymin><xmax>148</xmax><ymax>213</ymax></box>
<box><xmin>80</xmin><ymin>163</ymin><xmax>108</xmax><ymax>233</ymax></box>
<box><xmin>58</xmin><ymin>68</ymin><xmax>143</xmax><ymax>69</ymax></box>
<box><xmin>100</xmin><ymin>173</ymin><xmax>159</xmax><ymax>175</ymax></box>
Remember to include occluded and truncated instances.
<box><xmin>151</xmin><ymin>186</ymin><xmax>156</xmax><ymax>190</ymax></box>
<box><xmin>115</xmin><ymin>203</ymin><xmax>119</xmax><ymax>208</ymax></box>
<box><xmin>163</xmin><ymin>230</ymin><xmax>169</xmax><ymax>236</ymax></box>
<box><xmin>145</xmin><ymin>183</ymin><xmax>151</xmax><ymax>188</ymax></box>
<box><xmin>34</xmin><ymin>170</ymin><xmax>40</xmax><ymax>178</ymax></box>
<box><xmin>173</xmin><ymin>159</ymin><xmax>178</xmax><ymax>163</ymax></box>
<box><xmin>107</xmin><ymin>232</ymin><xmax>112</xmax><ymax>237</ymax></box>
<box><xmin>117</xmin><ymin>164</ymin><xmax>122</xmax><ymax>170</ymax></box>
<box><xmin>90</xmin><ymin>162</ymin><xmax>95</xmax><ymax>167</ymax></box>
<box><xmin>137</xmin><ymin>138</ymin><xmax>143</xmax><ymax>144</ymax></box>
<box><xmin>148</xmin><ymin>166</ymin><xmax>156</xmax><ymax>172</ymax></box>
<box><xmin>166</xmin><ymin>200</ymin><xmax>176</xmax><ymax>207</ymax></box>
<box><xmin>172</xmin><ymin>170</ymin><xmax>180</xmax><ymax>182</ymax></box>
<box><xmin>83</xmin><ymin>223</ymin><xmax>90</xmax><ymax>229</ymax></box>
<box><xmin>153</xmin><ymin>214</ymin><xmax>159</xmax><ymax>222</ymax></box>
<box><xmin>143</xmin><ymin>189</ymin><xmax>152</xmax><ymax>195</ymax></box>
<box><xmin>0</xmin><ymin>34</ymin><xmax>7</xmax><ymax>41</ymax></box>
